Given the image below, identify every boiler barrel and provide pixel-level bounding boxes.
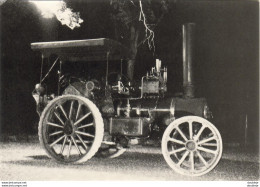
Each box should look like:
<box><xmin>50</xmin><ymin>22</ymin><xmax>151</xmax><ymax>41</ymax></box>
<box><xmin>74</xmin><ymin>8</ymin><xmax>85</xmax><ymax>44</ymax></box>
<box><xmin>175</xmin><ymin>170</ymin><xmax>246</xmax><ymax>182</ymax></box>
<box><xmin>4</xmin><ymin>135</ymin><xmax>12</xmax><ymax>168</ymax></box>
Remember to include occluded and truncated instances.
<box><xmin>125</xmin><ymin>97</ymin><xmax>207</xmax><ymax>118</ymax></box>
<box><xmin>156</xmin><ymin>97</ymin><xmax>207</xmax><ymax>117</ymax></box>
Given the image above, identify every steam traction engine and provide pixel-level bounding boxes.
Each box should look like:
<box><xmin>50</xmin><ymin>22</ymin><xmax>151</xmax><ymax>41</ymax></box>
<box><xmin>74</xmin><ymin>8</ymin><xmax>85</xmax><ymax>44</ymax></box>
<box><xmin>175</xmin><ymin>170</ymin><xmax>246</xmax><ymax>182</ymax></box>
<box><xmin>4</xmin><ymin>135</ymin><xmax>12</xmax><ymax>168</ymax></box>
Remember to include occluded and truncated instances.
<box><xmin>31</xmin><ymin>23</ymin><xmax>222</xmax><ymax>176</ymax></box>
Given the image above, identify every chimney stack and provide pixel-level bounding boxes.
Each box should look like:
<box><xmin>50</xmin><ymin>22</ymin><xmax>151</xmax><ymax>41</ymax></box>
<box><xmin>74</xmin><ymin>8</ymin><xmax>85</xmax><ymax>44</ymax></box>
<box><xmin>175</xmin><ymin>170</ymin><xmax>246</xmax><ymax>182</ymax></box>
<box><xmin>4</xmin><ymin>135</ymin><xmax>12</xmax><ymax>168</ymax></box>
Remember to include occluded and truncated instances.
<box><xmin>183</xmin><ymin>23</ymin><xmax>195</xmax><ymax>98</ymax></box>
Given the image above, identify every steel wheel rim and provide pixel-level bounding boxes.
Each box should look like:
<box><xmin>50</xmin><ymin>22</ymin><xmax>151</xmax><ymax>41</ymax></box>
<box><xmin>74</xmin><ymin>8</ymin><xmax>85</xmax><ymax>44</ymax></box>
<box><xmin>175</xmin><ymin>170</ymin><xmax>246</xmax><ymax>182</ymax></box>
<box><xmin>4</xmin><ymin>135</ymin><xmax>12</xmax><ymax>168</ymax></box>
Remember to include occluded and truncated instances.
<box><xmin>40</xmin><ymin>96</ymin><xmax>103</xmax><ymax>163</ymax></box>
<box><xmin>162</xmin><ymin>116</ymin><xmax>223</xmax><ymax>176</ymax></box>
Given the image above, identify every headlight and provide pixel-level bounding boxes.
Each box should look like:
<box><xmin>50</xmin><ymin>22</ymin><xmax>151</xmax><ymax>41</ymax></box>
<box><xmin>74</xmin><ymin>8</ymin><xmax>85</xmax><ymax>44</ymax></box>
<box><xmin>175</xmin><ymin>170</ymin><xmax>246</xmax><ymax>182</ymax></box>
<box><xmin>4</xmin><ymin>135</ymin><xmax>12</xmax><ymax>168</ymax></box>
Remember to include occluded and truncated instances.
<box><xmin>170</xmin><ymin>100</ymin><xmax>175</xmax><ymax>116</ymax></box>
<box><xmin>86</xmin><ymin>81</ymin><xmax>95</xmax><ymax>91</ymax></box>
<box><xmin>203</xmin><ymin>105</ymin><xmax>212</xmax><ymax>119</ymax></box>
<box><xmin>35</xmin><ymin>83</ymin><xmax>45</xmax><ymax>95</ymax></box>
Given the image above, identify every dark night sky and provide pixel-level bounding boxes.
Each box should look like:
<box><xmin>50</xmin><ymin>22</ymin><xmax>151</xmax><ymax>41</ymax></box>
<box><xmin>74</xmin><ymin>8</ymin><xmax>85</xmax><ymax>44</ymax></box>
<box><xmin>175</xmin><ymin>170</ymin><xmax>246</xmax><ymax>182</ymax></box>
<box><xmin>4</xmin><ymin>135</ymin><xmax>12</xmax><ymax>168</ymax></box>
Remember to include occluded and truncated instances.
<box><xmin>0</xmin><ymin>0</ymin><xmax>259</xmax><ymax>145</ymax></box>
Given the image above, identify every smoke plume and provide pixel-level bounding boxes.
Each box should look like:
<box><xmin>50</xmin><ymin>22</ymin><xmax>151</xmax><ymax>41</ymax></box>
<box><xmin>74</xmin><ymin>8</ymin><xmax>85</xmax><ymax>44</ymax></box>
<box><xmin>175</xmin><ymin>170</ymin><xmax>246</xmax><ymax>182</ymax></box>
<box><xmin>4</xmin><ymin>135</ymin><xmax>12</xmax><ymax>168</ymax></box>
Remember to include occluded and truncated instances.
<box><xmin>30</xmin><ymin>0</ymin><xmax>83</xmax><ymax>30</ymax></box>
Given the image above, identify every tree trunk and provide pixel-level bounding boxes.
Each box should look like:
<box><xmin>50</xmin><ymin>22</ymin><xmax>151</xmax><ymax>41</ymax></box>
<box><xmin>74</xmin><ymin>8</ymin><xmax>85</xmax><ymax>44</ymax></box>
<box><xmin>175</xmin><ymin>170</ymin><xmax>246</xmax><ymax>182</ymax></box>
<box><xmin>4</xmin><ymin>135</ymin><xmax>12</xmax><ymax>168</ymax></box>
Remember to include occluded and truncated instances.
<box><xmin>127</xmin><ymin>25</ymin><xmax>139</xmax><ymax>81</ymax></box>
<box><xmin>127</xmin><ymin>59</ymin><xmax>135</xmax><ymax>81</ymax></box>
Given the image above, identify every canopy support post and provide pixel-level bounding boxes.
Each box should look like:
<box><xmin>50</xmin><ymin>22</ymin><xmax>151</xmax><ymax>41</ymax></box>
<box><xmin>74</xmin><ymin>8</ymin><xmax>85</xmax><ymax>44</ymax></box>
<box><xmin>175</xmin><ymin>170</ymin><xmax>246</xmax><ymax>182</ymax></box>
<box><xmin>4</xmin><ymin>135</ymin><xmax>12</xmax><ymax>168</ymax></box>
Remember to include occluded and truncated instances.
<box><xmin>40</xmin><ymin>54</ymin><xmax>45</xmax><ymax>84</ymax></box>
<box><xmin>120</xmin><ymin>59</ymin><xmax>123</xmax><ymax>76</ymax></box>
<box><xmin>58</xmin><ymin>60</ymin><xmax>63</xmax><ymax>96</ymax></box>
<box><xmin>106</xmin><ymin>51</ymin><xmax>110</xmax><ymax>86</ymax></box>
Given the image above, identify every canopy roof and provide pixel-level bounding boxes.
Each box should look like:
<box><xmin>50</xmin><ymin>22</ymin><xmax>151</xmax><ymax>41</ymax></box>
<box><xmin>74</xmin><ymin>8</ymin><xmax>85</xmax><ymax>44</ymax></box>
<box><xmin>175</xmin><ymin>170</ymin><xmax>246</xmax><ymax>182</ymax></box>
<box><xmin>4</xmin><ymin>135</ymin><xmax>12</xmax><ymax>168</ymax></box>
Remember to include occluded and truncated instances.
<box><xmin>31</xmin><ymin>38</ymin><xmax>130</xmax><ymax>62</ymax></box>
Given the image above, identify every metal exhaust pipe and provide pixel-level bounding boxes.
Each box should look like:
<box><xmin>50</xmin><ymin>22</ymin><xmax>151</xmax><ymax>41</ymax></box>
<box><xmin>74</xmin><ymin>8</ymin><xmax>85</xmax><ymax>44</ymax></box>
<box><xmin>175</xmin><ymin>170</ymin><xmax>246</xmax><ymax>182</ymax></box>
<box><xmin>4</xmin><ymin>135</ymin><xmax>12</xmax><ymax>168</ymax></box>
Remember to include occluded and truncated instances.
<box><xmin>183</xmin><ymin>23</ymin><xmax>195</xmax><ymax>98</ymax></box>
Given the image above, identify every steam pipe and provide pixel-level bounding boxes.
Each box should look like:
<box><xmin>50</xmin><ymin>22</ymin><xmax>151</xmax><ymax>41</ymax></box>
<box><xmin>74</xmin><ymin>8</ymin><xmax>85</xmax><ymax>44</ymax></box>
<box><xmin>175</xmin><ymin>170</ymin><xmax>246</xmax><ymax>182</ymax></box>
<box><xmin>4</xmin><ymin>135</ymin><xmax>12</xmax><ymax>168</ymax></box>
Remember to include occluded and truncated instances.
<box><xmin>183</xmin><ymin>23</ymin><xmax>195</xmax><ymax>98</ymax></box>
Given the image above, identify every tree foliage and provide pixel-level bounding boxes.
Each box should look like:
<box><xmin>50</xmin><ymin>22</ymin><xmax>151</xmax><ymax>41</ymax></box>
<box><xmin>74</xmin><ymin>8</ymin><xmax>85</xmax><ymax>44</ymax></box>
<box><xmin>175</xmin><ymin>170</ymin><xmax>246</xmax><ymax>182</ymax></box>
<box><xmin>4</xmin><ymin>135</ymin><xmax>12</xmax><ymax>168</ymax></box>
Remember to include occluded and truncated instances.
<box><xmin>110</xmin><ymin>0</ymin><xmax>169</xmax><ymax>79</ymax></box>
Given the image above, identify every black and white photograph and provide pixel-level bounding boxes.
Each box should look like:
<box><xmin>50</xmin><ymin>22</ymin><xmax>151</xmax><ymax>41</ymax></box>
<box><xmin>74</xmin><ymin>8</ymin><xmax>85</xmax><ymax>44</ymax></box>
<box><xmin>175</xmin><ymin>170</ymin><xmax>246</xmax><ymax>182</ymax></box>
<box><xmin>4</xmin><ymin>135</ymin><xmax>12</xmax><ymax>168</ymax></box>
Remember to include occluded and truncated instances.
<box><xmin>0</xmin><ymin>0</ymin><xmax>259</xmax><ymax>184</ymax></box>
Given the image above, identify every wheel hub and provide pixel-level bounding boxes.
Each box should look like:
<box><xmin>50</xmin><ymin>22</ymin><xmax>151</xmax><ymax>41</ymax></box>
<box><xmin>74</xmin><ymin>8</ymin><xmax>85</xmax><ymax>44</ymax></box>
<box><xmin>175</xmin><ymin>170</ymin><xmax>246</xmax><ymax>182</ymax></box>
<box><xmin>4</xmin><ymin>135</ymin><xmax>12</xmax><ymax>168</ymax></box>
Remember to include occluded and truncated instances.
<box><xmin>186</xmin><ymin>140</ymin><xmax>196</xmax><ymax>151</ymax></box>
<box><xmin>64</xmin><ymin>120</ymin><xmax>74</xmax><ymax>135</ymax></box>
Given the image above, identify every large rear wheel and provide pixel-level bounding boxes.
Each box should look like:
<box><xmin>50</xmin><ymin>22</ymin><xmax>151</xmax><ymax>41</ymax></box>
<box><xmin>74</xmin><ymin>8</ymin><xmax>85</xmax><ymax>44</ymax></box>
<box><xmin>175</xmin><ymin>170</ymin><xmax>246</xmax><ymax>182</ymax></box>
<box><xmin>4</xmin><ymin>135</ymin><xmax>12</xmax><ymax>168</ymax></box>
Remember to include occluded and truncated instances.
<box><xmin>38</xmin><ymin>95</ymin><xmax>104</xmax><ymax>163</ymax></box>
<box><xmin>162</xmin><ymin>116</ymin><xmax>222</xmax><ymax>176</ymax></box>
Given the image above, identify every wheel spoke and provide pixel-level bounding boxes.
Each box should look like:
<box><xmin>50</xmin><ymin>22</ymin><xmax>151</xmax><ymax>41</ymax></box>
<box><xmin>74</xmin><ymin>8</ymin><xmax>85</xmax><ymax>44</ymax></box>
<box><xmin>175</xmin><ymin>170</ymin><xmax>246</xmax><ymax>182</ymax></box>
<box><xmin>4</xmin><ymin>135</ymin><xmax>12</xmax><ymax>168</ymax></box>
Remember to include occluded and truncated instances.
<box><xmin>59</xmin><ymin>105</ymin><xmax>68</xmax><ymax>120</ymax></box>
<box><xmin>54</xmin><ymin>112</ymin><xmax>64</xmax><ymax>125</ymax></box>
<box><xmin>194</xmin><ymin>126</ymin><xmax>205</xmax><ymax>141</ymax></box>
<box><xmin>60</xmin><ymin>135</ymin><xmax>67</xmax><ymax>154</ymax></box>
<box><xmin>189</xmin><ymin>121</ymin><xmax>193</xmax><ymax>140</ymax></box>
<box><xmin>177</xmin><ymin>151</ymin><xmax>189</xmax><ymax>166</ymax></box>
<box><xmin>67</xmin><ymin>139</ymin><xmax>72</xmax><ymax>158</ymax></box>
<box><xmin>198</xmin><ymin>136</ymin><xmax>216</xmax><ymax>145</ymax></box>
<box><xmin>71</xmin><ymin>136</ymin><xmax>82</xmax><ymax>155</ymax></box>
<box><xmin>69</xmin><ymin>101</ymin><xmax>74</xmax><ymax>120</ymax></box>
<box><xmin>190</xmin><ymin>151</ymin><xmax>194</xmax><ymax>171</ymax></box>
<box><xmin>47</xmin><ymin>122</ymin><xmax>63</xmax><ymax>129</ymax></box>
<box><xmin>76</xmin><ymin>134</ymin><xmax>88</xmax><ymax>150</ymax></box>
<box><xmin>168</xmin><ymin>137</ymin><xmax>185</xmax><ymax>145</ymax></box>
<box><xmin>74</xmin><ymin>112</ymin><xmax>91</xmax><ymax>126</ymax></box>
<box><xmin>196</xmin><ymin>150</ymin><xmax>209</xmax><ymax>167</ymax></box>
<box><xmin>75</xmin><ymin>130</ymin><xmax>94</xmax><ymax>138</ymax></box>
<box><xmin>201</xmin><ymin>143</ymin><xmax>218</xmax><ymax>146</ymax></box>
<box><xmin>76</xmin><ymin>140</ymin><xmax>93</xmax><ymax>144</ymax></box>
<box><xmin>197</xmin><ymin>146</ymin><xmax>217</xmax><ymax>155</ymax></box>
<box><xmin>102</xmin><ymin>141</ymin><xmax>116</xmax><ymax>145</ymax></box>
<box><xmin>75</xmin><ymin>104</ymin><xmax>82</xmax><ymax>121</ymax></box>
<box><xmin>50</xmin><ymin>135</ymin><xmax>65</xmax><ymax>147</ymax></box>
<box><xmin>169</xmin><ymin>147</ymin><xmax>186</xmax><ymax>155</ymax></box>
<box><xmin>49</xmin><ymin>131</ymin><xmax>63</xmax><ymax>136</ymax></box>
<box><xmin>78</xmin><ymin>123</ymin><xmax>94</xmax><ymax>129</ymax></box>
<box><xmin>176</xmin><ymin>126</ymin><xmax>188</xmax><ymax>142</ymax></box>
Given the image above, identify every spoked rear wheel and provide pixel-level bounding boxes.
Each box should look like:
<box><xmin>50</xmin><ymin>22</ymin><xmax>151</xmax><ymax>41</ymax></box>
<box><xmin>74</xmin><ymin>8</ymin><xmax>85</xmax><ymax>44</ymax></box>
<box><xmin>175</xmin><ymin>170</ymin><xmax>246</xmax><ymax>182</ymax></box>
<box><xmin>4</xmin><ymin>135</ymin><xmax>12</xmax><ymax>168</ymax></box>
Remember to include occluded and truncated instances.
<box><xmin>38</xmin><ymin>95</ymin><xmax>104</xmax><ymax>163</ymax></box>
<box><xmin>162</xmin><ymin>116</ymin><xmax>222</xmax><ymax>176</ymax></box>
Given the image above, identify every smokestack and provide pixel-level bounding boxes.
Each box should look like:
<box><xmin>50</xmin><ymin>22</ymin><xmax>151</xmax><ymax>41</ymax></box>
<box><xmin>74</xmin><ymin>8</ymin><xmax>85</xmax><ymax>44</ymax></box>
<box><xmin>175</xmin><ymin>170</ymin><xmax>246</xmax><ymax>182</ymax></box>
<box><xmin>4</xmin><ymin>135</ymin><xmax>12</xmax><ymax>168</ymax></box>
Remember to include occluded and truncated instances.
<box><xmin>183</xmin><ymin>23</ymin><xmax>195</xmax><ymax>98</ymax></box>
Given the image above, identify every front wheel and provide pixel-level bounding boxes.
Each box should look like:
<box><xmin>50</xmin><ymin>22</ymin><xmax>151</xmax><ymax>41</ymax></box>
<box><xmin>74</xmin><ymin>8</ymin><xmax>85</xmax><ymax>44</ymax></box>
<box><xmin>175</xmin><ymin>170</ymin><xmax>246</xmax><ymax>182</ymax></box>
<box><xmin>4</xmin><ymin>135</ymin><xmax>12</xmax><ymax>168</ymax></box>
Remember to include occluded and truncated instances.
<box><xmin>162</xmin><ymin>116</ymin><xmax>222</xmax><ymax>176</ymax></box>
<box><xmin>38</xmin><ymin>95</ymin><xmax>104</xmax><ymax>163</ymax></box>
